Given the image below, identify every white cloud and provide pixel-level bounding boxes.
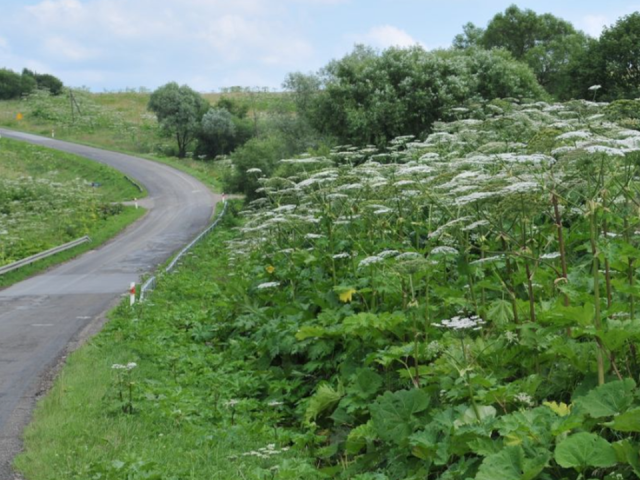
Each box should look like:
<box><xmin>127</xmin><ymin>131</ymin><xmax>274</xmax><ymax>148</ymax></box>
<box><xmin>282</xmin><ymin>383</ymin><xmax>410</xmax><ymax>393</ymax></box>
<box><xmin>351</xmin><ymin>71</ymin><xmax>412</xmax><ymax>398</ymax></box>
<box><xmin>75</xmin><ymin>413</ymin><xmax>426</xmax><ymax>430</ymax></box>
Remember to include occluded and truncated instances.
<box><xmin>579</xmin><ymin>14</ymin><xmax>610</xmax><ymax>37</ymax></box>
<box><xmin>44</xmin><ymin>36</ymin><xmax>101</xmax><ymax>61</ymax></box>
<box><xmin>199</xmin><ymin>13</ymin><xmax>314</xmax><ymax>66</ymax></box>
<box><xmin>353</xmin><ymin>25</ymin><xmax>424</xmax><ymax>49</ymax></box>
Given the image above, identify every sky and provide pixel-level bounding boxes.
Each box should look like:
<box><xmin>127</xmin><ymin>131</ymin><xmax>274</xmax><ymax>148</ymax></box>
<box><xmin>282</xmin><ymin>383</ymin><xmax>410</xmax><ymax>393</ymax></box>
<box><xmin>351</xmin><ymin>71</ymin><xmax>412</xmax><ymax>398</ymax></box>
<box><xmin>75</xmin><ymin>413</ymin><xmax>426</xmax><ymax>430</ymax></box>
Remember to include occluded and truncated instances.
<box><xmin>0</xmin><ymin>0</ymin><xmax>638</xmax><ymax>92</ymax></box>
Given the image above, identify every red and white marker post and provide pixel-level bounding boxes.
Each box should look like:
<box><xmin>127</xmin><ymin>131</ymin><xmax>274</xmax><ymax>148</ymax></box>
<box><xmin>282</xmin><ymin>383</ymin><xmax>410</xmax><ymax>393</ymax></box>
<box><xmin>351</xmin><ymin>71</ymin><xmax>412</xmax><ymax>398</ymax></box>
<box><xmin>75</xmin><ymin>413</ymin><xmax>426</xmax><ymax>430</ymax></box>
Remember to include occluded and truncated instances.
<box><xmin>129</xmin><ymin>282</ymin><xmax>136</xmax><ymax>307</ymax></box>
<box><xmin>222</xmin><ymin>192</ymin><xmax>227</xmax><ymax>203</ymax></box>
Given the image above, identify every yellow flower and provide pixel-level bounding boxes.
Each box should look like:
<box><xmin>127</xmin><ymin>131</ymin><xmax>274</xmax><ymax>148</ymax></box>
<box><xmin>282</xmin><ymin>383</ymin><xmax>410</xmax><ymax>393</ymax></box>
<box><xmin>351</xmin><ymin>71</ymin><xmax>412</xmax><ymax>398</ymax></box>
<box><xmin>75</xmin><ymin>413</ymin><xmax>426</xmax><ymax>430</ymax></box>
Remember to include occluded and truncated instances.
<box><xmin>266</xmin><ymin>265</ymin><xmax>275</xmax><ymax>274</ymax></box>
<box><xmin>339</xmin><ymin>288</ymin><xmax>357</xmax><ymax>303</ymax></box>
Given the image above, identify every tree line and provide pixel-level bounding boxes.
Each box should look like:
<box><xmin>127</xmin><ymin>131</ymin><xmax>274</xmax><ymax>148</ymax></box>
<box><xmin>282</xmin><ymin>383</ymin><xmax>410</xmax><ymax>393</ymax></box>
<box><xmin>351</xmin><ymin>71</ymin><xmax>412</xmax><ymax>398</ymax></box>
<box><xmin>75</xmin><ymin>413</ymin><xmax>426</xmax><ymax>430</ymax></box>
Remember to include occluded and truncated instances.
<box><xmin>145</xmin><ymin>6</ymin><xmax>640</xmax><ymax>196</ymax></box>
<box><xmin>0</xmin><ymin>68</ymin><xmax>64</xmax><ymax>100</ymax></box>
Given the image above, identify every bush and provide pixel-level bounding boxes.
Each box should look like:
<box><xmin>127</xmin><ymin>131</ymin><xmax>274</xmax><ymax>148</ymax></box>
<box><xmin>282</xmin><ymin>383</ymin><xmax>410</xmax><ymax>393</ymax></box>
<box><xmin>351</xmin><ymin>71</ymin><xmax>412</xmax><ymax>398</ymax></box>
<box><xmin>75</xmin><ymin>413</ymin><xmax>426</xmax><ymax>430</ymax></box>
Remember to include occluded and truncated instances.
<box><xmin>285</xmin><ymin>45</ymin><xmax>545</xmax><ymax>146</ymax></box>
<box><xmin>222</xmin><ymin>135</ymin><xmax>290</xmax><ymax>200</ymax></box>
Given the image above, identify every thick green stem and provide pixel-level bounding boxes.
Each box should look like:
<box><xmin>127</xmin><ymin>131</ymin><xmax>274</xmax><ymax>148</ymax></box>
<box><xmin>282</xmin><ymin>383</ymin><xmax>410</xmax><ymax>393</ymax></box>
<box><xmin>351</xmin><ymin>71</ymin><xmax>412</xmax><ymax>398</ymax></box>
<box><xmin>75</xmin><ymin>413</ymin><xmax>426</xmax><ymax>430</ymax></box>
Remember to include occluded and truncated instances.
<box><xmin>501</xmin><ymin>237</ymin><xmax>519</xmax><ymax>323</ymax></box>
<box><xmin>461</xmin><ymin>337</ymin><xmax>481</xmax><ymax>421</ymax></box>
<box><xmin>524</xmin><ymin>261</ymin><xmax>536</xmax><ymax>322</ymax></box>
<box><xmin>590</xmin><ymin>206</ymin><xmax>605</xmax><ymax>386</ymax></box>
<box><xmin>552</xmin><ymin>193</ymin><xmax>570</xmax><ymax>307</ymax></box>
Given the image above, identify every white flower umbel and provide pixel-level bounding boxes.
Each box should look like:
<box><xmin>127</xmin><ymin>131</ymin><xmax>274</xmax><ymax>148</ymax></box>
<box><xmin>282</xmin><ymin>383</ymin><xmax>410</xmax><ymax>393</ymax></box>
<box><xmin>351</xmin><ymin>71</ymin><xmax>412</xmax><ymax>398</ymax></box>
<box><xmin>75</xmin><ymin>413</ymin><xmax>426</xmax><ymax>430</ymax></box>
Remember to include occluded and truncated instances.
<box><xmin>358</xmin><ymin>255</ymin><xmax>384</xmax><ymax>268</ymax></box>
<box><xmin>257</xmin><ymin>282</ymin><xmax>280</xmax><ymax>290</ymax></box>
<box><xmin>433</xmin><ymin>315</ymin><xmax>485</xmax><ymax>331</ymax></box>
<box><xmin>304</xmin><ymin>233</ymin><xmax>325</xmax><ymax>240</ymax></box>
<box><xmin>514</xmin><ymin>392</ymin><xmax>534</xmax><ymax>406</ymax></box>
<box><xmin>584</xmin><ymin>145</ymin><xmax>626</xmax><ymax>156</ymax></box>
<box><xmin>246</xmin><ymin>168</ymin><xmax>262</xmax><ymax>174</ymax></box>
<box><xmin>540</xmin><ymin>252</ymin><xmax>561</xmax><ymax>260</ymax></box>
<box><xmin>556</xmin><ymin>130</ymin><xmax>592</xmax><ymax>141</ymax></box>
<box><xmin>430</xmin><ymin>246</ymin><xmax>459</xmax><ymax>256</ymax></box>
<box><xmin>332</xmin><ymin>252</ymin><xmax>351</xmax><ymax>259</ymax></box>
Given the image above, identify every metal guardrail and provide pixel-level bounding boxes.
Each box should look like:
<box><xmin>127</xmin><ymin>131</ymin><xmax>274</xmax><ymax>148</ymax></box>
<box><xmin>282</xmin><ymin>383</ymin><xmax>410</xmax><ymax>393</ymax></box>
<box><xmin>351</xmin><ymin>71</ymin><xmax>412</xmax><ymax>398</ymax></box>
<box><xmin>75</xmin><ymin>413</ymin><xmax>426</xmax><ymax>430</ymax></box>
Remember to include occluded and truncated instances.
<box><xmin>139</xmin><ymin>201</ymin><xmax>228</xmax><ymax>301</ymax></box>
<box><xmin>0</xmin><ymin>235</ymin><xmax>91</xmax><ymax>275</ymax></box>
<box><xmin>123</xmin><ymin>175</ymin><xmax>144</xmax><ymax>193</ymax></box>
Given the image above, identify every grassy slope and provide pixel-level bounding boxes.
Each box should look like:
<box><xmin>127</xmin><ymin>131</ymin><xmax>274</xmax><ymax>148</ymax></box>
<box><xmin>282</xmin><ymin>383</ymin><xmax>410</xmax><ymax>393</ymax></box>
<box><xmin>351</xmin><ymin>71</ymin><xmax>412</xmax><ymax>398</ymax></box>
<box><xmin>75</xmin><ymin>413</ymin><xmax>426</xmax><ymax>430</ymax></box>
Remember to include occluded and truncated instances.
<box><xmin>0</xmin><ymin>138</ymin><xmax>147</xmax><ymax>288</ymax></box>
<box><xmin>0</xmin><ymin>90</ymin><xmax>250</xmax><ymax>192</ymax></box>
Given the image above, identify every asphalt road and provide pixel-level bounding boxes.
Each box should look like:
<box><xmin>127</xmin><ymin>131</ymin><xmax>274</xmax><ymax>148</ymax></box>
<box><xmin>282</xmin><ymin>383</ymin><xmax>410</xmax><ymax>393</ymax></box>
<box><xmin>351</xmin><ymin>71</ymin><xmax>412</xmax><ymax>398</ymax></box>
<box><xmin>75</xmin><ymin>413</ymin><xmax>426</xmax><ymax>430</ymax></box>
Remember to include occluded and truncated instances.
<box><xmin>0</xmin><ymin>129</ymin><xmax>218</xmax><ymax>478</ymax></box>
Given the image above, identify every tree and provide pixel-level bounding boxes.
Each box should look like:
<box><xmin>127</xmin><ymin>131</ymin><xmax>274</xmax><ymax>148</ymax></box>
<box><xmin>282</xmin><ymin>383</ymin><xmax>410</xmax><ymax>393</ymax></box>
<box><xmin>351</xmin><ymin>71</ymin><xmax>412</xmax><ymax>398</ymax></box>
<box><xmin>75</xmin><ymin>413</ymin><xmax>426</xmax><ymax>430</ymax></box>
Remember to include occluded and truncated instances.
<box><xmin>199</xmin><ymin>107</ymin><xmax>236</xmax><ymax>157</ymax></box>
<box><xmin>34</xmin><ymin>73</ymin><xmax>63</xmax><ymax>95</ymax></box>
<box><xmin>0</xmin><ymin>69</ymin><xmax>23</xmax><ymax>100</ymax></box>
<box><xmin>595</xmin><ymin>12</ymin><xmax>640</xmax><ymax>100</ymax></box>
<box><xmin>148</xmin><ymin>82</ymin><xmax>209</xmax><ymax>158</ymax></box>
<box><xmin>285</xmin><ymin>45</ymin><xmax>544</xmax><ymax>146</ymax></box>
<box><xmin>453</xmin><ymin>22</ymin><xmax>484</xmax><ymax>49</ymax></box>
<box><xmin>454</xmin><ymin>5</ymin><xmax>590</xmax><ymax>99</ymax></box>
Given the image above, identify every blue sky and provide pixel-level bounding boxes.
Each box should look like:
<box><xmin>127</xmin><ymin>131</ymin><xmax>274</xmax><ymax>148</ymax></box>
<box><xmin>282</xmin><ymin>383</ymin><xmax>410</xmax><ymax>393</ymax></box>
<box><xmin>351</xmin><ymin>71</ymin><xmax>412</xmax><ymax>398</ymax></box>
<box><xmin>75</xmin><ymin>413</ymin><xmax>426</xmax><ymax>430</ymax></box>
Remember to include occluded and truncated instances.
<box><xmin>0</xmin><ymin>0</ymin><xmax>637</xmax><ymax>92</ymax></box>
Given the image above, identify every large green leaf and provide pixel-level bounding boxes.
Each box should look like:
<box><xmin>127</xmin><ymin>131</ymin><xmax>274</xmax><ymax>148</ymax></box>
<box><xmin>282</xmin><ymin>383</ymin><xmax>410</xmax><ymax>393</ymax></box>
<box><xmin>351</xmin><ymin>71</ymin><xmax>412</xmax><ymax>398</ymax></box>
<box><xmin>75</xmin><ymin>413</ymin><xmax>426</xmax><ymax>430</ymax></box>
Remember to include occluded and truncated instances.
<box><xmin>410</xmin><ymin>426</ymin><xmax>451</xmax><ymax>465</ymax></box>
<box><xmin>475</xmin><ymin>445</ymin><xmax>549</xmax><ymax>480</ymax></box>
<box><xmin>576</xmin><ymin>378</ymin><xmax>636</xmax><ymax>418</ymax></box>
<box><xmin>370</xmin><ymin>389</ymin><xmax>430</xmax><ymax>445</ymax></box>
<box><xmin>554</xmin><ymin>432</ymin><xmax>617</xmax><ymax>470</ymax></box>
<box><xmin>608</xmin><ymin>407</ymin><xmax>640</xmax><ymax>432</ymax></box>
<box><xmin>305</xmin><ymin>382</ymin><xmax>345</xmax><ymax>422</ymax></box>
<box><xmin>613</xmin><ymin>440</ymin><xmax>640</xmax><ymax>478</ymax></box>
<box><xmin>348</xmin><ymin>368</ymin><xmax>383</xmax><ymax>399</ymax></box>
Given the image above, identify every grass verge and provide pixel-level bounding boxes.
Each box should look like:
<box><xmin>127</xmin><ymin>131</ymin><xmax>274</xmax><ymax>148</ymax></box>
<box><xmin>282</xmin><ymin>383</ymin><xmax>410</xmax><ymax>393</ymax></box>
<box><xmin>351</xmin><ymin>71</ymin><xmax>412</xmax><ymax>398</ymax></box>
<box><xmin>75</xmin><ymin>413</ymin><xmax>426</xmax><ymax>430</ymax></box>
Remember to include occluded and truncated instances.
<box><xmin>0</xmin><ymin>206</ymin><xmax>146</xmax><ymax>289</ymax></box>
<box><xmin>14</xmin><ymin>204</ymin><xmax>317</xmax><ymax>480</ymax></box>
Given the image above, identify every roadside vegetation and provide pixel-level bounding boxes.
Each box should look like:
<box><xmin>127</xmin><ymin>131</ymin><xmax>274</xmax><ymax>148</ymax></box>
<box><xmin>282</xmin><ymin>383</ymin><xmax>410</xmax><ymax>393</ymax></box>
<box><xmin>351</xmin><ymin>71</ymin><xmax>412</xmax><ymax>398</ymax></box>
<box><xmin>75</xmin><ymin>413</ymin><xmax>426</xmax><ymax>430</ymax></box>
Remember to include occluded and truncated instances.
<box><xmin>9</xmin><ymin>5</ymin><xmax>640</xmax><ymax>480</ymax></box>
<box><xmin>0</xmin><ymin>138</ymin><xmax>145</xmax><ymax>287</ymax></box>
<box><xmin>17</xmin><ymin>97</ymin><xmax>640</xmax><ymax>479</ymax></box>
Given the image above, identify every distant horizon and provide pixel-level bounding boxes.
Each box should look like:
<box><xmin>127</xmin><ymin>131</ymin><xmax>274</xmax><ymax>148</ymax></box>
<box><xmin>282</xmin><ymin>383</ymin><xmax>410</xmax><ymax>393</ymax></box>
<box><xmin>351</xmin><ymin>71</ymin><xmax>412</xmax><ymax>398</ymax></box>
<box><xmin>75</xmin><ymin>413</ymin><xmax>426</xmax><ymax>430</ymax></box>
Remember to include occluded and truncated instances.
<box><xmin>0</xmin><ymin>0</ymin><xmax>637</xmax><ymax>92</ymax></box>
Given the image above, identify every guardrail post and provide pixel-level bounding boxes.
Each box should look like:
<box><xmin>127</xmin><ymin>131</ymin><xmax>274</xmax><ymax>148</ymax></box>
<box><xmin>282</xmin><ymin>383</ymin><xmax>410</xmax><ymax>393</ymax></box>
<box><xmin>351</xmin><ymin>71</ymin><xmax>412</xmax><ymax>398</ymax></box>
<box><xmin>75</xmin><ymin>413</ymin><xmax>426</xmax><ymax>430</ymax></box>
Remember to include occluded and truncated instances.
<box><xmin>129</xmin><ymin>282</ymin><xmax>136</xmax><ymax>307</ymax></box>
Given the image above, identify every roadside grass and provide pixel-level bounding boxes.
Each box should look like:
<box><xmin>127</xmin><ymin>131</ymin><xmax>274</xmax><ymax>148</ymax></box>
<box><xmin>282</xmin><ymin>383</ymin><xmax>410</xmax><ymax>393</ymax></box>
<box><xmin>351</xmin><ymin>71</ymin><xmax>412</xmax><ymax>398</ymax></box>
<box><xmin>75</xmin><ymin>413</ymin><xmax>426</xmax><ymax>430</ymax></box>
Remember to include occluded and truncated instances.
<box><xmin>14</xmin><ymin>208</ymin><xmax>316</xmax><ymax>480</ymax></box>
<box><xmin>0</xmin><ymin>206</ymin><xmax>146</xmax><ymax>289</ymax></box>
<box><xmin>0</xmin><ymin>138</ymin><xmax>148</xmax><ymax>288</ymax></box>
<box><xmin>0</xmin><ymin>137</ymin><xmax>147</xmax><ymax>202</ymax></box>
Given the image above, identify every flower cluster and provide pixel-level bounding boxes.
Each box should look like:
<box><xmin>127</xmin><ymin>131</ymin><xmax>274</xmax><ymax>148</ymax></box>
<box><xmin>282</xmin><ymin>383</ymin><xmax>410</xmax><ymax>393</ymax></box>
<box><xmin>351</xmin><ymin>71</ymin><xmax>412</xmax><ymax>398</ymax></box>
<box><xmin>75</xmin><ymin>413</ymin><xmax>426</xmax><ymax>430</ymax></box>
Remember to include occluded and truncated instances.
<box><xmin>433</xmin><ymin>315</ymin><xmax>485</xmax><ymax>331</ymax></box>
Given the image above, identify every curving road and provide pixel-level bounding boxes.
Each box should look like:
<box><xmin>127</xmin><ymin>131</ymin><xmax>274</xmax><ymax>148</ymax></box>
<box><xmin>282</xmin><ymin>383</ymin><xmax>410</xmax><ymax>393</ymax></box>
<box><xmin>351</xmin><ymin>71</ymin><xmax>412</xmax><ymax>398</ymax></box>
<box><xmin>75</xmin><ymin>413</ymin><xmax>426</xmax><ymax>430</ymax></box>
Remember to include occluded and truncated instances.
<box><xmin>0</xmin><ymin>129</ymin><xmax>218</xmax><ymax>478</ymax></box>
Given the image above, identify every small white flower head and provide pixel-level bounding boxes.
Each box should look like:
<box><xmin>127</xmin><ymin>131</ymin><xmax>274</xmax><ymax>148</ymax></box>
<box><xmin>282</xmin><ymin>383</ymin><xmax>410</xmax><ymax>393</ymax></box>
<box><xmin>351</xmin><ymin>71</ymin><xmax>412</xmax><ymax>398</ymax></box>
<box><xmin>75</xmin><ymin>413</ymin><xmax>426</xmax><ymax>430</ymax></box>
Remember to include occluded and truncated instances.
<box><xmin>394</xmin><ymin>180</ymin><xmax>415</xmax><ymax>187</ymax></box>
<box><xmin>430</xmin><ymin>246</ymin><xmax>458</xmax><ymax>256</ymax></box>
<box><xmin>378</xmin><ymin>249</ymin><xmax>399</xmax><ymax>258</ymax></box>
<box><xmin>304</xmin><ymin>233</ymin><xmax>325</xmax><ymax>240</ymax></box>
<box><xmin>246</xmin><ymin>168</ymin><xmax>262</xmax><ymax>174</ymax></box>
<box><xmin>504</xmin><ymin>331</ymin><xmax>519</xmax><ymax>344</ymax></box>
<box><xmin>396</xmin><ymin>252</ymin><xmax>422</xmax><ymax>260</ymax></box>
<box><xmin>588</xmin><ymin>85</ymin><xmax>602</xmax><ymax>91</ymax></box>
<box><xmin>358</xmin><ymin>255</ymin><xmax>384</xmax><ymax>268</ymax></box>
<box><xmin>514</xmin><ymin>392</ymin><xmax>534</xmax><ymax>406</ymax></box>
<box><xmin>584</xmin><ymin>145</ymin><xmax>626</xmax><ymax>156</ymax></box>
<box><xmin>433</xmin><ymin>315</ymin><xmax>485</xmax><ymax>331</ymax></box>
<box><xmin>332</xmin><ymin>252</ymin><xmax>351</xmax><ymax>259</ymax></box>
<box><xmin>111</xmin><ymin>364</ymin><xmax>126</xmax><ymax>370</ymax></box>
<box><xmin>268</xmin><ymin>401</ymin><xmax>284</xmax><ymax>407</ymax></box>
<box><xmin>463</xmin><ymin>220</ymin><xmax>489</xmax><ymax>232</ymax></box>
<box><xmin>556</xmin><ymin>130</ymin><xmax>593</xmax><ymax>141</ymax></box>
<box><xmin>540</xmin><ymin>252</ymin><xmax>561</xmax><ymax>260</ymax></box>
<box><xmin>225</xmin><ymin>399</ymin><xmax>240</xmax><ymax>408</ymax></box>
<box><xmin>470</xmin><ymin>255</ymin><xmax>503</xmax><ymax>265</ymax></box>
<box><xmin>126</xmin><ymin>362</ymin><xmax>138</xmax><ymax>370</ymax></box>
<box><xmin>257</xmin><ymin>281</ymin><xmax>280</xmax><ymax>290</ymax></box>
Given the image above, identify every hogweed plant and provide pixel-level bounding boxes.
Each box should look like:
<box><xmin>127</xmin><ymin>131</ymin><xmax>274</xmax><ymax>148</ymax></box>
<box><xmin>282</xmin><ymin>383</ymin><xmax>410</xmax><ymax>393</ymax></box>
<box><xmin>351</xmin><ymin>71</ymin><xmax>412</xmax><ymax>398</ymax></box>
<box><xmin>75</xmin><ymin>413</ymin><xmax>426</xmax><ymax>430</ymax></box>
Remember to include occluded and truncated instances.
<box><xmin>111</xmin><ymin>362</ymin><xmax>137</xmax><ymax>414</ymax></box>
<box><xmin>209</xmin><ymin>98</ymin><xmax>640</xmax><ymax>478</ymax></box>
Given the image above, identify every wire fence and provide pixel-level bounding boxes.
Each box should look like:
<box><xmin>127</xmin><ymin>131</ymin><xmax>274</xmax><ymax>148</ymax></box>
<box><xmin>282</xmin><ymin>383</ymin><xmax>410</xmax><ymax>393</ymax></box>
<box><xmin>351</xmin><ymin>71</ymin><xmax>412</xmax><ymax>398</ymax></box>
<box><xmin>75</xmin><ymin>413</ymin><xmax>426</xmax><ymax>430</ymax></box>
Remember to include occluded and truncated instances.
<box><xmin>139</xmin><ymin>201</ymin><xmax>228</xmax><ymax>302</ymax></box>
